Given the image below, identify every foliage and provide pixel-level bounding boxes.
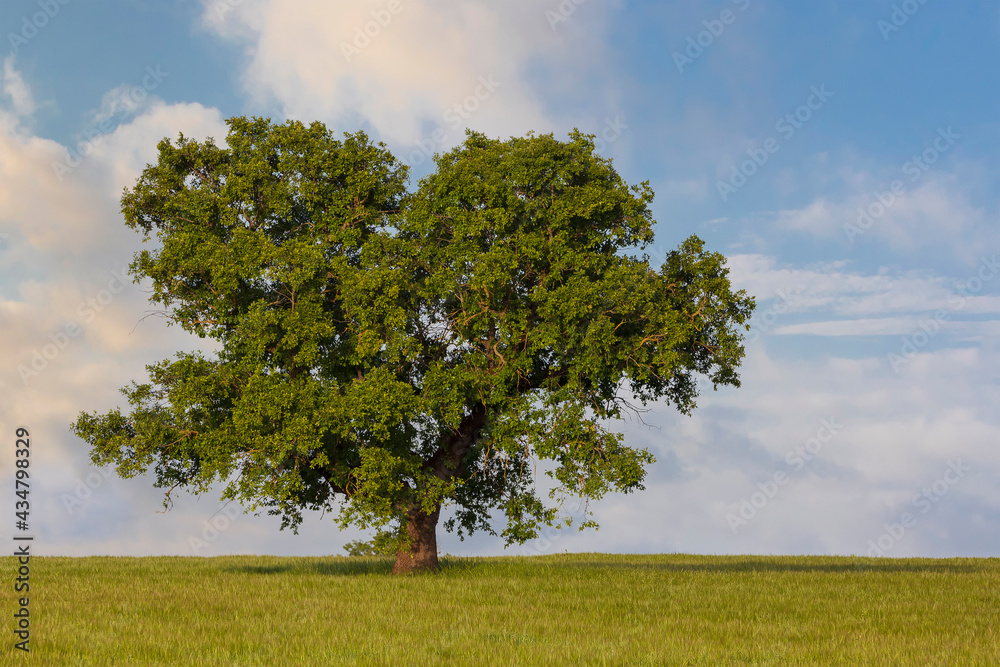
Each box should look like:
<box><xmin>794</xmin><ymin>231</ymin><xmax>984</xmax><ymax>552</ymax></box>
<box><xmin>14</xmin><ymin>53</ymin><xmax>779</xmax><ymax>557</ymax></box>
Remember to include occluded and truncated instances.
<box><xmin>344</xmin><ymin>529</ymin><xmax>401</xmax><ymax>557</ymax></box>
<box><xmin>343</xmin><ymin>540</ymin><xmax>380</xmax><ymax>557</ymax></box>
<box><xmin>71</xmin><ymin>116</ymin><xmax>755</xmax><ymax>559</ymax></box>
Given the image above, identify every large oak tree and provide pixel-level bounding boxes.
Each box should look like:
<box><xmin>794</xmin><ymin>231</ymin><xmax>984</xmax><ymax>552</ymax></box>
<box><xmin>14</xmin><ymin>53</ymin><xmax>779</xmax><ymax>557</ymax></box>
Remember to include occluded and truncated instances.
<box><xmin>72</xmin><ymin>117</ymin><xmax>755</xmax><ymax>574</ymax></box>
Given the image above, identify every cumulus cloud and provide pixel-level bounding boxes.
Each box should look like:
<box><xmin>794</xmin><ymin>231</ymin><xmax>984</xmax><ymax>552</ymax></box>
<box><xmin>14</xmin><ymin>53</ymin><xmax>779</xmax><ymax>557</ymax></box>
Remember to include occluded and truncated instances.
<box><xmin>0</xmin><ymin>88</ymin><xmax>231</xmax><ymax>556</ymax></box>
<box><xmin>570</xmin><ymin>342</ymin><xmax>1000</xmax><ymax>558</ymax></box>
<box><xmin>491</xmin><ymin>253</ymin><xmax>1000</xmax><ymax>558</ymax></box>
<box><xmin>84</xmin><ymin>100</ymin><xmax>228</xmax><ymax>197</ymax></box>
<box><xmin>0</xmin><ymin>113</ymin><xmax>105</xmax><ymax>252</ymax></box>
<box><xmin>200</xmin><ymin>0</ymin><xmax>617</xmax><ymax>151</ymax></box>
<box><xmin>0</xmin><ymin>98</ymin><xmax>225</xmax><ymax>254</ymax></box>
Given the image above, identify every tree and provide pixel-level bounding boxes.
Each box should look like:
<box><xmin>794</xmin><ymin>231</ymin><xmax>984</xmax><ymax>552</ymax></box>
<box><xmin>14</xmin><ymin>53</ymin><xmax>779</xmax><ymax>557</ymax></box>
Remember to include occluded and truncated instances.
<box><xmin>71</xmin><ymin>117</ymin><xmax>755</xmax><ymax>574</ymax></box>
<box><xmin>343</xmin><ymin>532</ymin><xmax>398</xmax><ymax>557</ymax></box>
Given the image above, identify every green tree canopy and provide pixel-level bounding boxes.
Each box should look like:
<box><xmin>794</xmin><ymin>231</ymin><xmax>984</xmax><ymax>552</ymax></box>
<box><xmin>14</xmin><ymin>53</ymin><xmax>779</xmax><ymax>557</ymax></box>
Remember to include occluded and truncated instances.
<box><xmin>72</xmin><ymin>117</ymin><xmax>755</xmax><ymax>573</ymax></box>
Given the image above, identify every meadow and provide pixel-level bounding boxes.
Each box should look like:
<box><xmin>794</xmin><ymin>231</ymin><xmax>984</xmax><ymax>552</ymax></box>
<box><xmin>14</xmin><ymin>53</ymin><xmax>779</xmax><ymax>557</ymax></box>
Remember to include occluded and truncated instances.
<box><xmin>2</xmin><ymin>553</ymin><xmax>998</xmax><ymax>665</ymax></box>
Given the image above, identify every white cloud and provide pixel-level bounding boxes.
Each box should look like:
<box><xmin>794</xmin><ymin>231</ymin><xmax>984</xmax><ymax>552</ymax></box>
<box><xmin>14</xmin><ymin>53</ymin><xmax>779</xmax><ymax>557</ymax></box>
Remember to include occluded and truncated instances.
<box><xmin>0</xmin><ymin>113</ymin><xmax>105</xmax><ymax>251</ymax></box>
<box><xmin>201</xmin><ymin>0</ymin><xmax>616</xmax><ymax>149</ymax></box>
<box><xmin>775</xmin><ymin>196</ymin><xmax>836</xmax><ymax>234</ymax></box>
<box><xmin>89</xmin><ymin>84</ymin><xmax>149</xmax><ymax>127</ymax></box>
<box><xmin>2</xmin><ymin>55</ymin><xmax>35</xmax><ymax>117</ymax></box>
<box><xmin>774</xmin><ymin>170</ymin><xmax>996</xmax><ymax>262</ymax></box>
<box><xmin>85</xmin><ymin>100</ymin><xmax>227</xmax><ymax>197</ymax></box>
<box><xmin>727</xmin><ymin>253</ymin><xmax>1000</xmax><ymax>320</ymax></box>
<box><xmin>771</xmin><ymin>318</ymin><xmax>1000</xmax><ymax>337</ymax></box>
<box><xmin>596</xmin><ymin>343</ymin><xmax>1000</xmax><ymax>558</ymax></box>
<box><xmin>0</xmin><ymin>97</ymin><xmax>230</xmax><ymax>557</ymax></box>
<box><xmin>0</xmin><ymin>98</ymin><xmax>225</xmax><ymax>254</ymax></box>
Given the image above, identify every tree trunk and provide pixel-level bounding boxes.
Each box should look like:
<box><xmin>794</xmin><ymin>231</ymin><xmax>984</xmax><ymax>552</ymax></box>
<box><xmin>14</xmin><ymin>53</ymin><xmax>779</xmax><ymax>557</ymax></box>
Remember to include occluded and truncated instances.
<box><xmin>392</xmin><ymin>505</ymin><xmax>441</xmax><ymax>574</ymax></box>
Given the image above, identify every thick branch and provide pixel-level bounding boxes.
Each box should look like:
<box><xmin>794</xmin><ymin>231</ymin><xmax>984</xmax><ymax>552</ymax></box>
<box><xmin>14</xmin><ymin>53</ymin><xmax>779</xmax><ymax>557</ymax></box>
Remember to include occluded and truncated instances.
<box><xmin>427</xmin><ymin>402</ymin><xmax>488</xmax><ymax>480</ymax></box>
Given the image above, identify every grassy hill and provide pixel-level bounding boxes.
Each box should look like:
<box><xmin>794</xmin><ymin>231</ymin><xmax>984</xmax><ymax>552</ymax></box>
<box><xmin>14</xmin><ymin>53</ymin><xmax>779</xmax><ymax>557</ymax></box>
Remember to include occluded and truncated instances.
<box><xmin>2</xmin><ymin>553</ymin><xmax>998</xmax><ymax>665</ymax></box>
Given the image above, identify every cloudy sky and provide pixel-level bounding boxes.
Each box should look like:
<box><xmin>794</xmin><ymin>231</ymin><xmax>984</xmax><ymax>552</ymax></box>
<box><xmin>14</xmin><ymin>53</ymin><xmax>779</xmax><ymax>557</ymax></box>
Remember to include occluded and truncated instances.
<box><xmin>1</xmin><ymin>0</ymin><xmax>998</xmax><ymax>560</ymax></box>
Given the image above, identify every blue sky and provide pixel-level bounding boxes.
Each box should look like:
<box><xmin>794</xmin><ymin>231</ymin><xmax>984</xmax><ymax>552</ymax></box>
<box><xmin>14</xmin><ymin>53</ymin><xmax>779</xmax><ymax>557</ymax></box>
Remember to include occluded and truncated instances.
<box><xmin>1</xmin><ymin>0</ymin><xmax>998</xmax><ymax>559</ymax></box>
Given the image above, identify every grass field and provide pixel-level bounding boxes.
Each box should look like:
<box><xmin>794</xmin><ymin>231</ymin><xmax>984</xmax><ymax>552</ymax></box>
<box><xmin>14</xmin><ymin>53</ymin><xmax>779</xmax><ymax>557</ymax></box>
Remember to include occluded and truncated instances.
<box><xmin>2</xmin><ymin>553</ymin><xmax>998</xmax><ymax>665</ymax></box>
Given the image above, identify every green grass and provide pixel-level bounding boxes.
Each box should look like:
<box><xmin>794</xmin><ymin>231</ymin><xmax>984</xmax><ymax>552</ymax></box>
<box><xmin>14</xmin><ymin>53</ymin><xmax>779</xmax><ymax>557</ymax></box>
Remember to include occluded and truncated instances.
<box><xmin>2</xmin><ymin>553</ymin><xmax>998</xmax><ymax>665</ymax></box>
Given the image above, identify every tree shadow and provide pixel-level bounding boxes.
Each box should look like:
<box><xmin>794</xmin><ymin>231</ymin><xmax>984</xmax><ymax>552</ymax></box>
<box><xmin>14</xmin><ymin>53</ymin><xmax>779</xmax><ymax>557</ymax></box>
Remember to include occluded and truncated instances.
<box><xmin>222</xmin><ymin>554</ymin><xmax>503</xmax><ymax>577</ymax></box>
<box><xmin>220</xmin><ymin>553</ymin><xmax>995</xmax><ymax>577</ymax></box>
<box><xmin>222</xmin><ymin>557</ymin><xmax>394</xmax><ymax>577</ymax></box>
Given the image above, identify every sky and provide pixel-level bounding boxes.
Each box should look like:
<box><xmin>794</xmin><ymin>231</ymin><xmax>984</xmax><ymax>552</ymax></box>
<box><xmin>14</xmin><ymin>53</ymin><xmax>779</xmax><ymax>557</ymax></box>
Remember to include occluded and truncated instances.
<box><xmin>1</xmin><ymin>0</ymin><xmax>998</xmax><ymax>560</ymax></box>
